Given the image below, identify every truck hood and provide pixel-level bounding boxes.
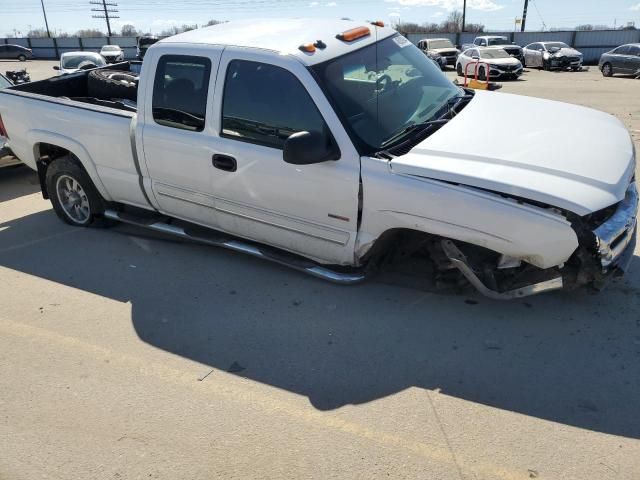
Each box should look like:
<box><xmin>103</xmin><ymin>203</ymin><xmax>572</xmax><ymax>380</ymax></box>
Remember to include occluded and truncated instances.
<box><xmin>390</xmin><ymin>91</ymin><xmax>635</xmax><ymax>216</ymax></box>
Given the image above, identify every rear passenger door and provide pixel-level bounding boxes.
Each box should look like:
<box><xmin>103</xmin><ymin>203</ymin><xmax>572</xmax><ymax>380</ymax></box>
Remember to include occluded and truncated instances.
<box><xmin>0</xmin><ymin>46</ymin><xmax>8</xmax><ymax>60</ymax></box>
<box><xmin>205</xmin><ymin>49</ymin><xmax>361</xmax><ymax>265</ymax></box>
<box><xmin>140</xmin><ymin>48</ymin><xmax>222</xmax><ymax>227</ymax></box>
<box><xmin>611</xmin><ymin>46</ymin><xmax>630</xmax><ymax>72</ymax></box>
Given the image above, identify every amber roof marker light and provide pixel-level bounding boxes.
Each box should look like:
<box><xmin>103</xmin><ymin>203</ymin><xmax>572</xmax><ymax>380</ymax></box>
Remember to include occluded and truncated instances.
<box><xmin>336</xmin><ymin>26</ymin><xmax>371</xmax><ymax>42</ymax></box>
<box><xmin>299</xmin><ymin>43</ymin><xmax>317</xmax><ymax>53</ymax></box>
<box><xmin>371</xmin><ymin>20</ymin><xmax>384</xmax><ymax>27</ymax></box>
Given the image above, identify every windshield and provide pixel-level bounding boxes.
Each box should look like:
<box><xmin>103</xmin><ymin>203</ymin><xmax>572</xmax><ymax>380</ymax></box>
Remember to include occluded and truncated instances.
<box><xmin>102</xmin><ymin>46</ymin><xmax>119</xmax><ymax>52</ymax></box>
<box><xmin>487</xmin><ymin>37</ymin><xmax>508</xmax><ymax>46</ymax></box>
<box><xmin>545</xmin><ymin>42</ymin><xmax>569</xmax><ymax>50</ymax></box>
<box><xmin>429</xmin><ymin>39</ymin><xmax>454</xmax><ymax>49</ymax></box>
<box><xmin>312</xmin><ymin>34</ymin><xmax>461</xmax><ymax>151</ymax></box>
<box><xmin>61</xmin><ymin>54</ymin><xmax>106</xmax><ymax>69</ymax></box>
<box><xmin>480</xmin><ymin>49</ymin><xmax>510</xmax><ymax>59</ymax></box>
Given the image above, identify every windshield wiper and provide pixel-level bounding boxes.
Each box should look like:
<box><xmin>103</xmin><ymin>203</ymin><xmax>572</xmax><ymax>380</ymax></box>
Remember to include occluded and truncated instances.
<box><xmin>446</xmin><ymin>93</ymin><xmax>474</xmax><ymax>118</ymax></box>
<box><xmin>381</xmin><ymin>118</ymin><xmax>448</xmax><ymax>148</ymax></box>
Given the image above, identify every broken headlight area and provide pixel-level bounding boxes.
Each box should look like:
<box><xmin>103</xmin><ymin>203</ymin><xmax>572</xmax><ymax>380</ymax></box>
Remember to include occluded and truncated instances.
<box><xmin>567</xmin><ymin>181</ymin><xmax>638</xmax><ymax>288</ymax></box>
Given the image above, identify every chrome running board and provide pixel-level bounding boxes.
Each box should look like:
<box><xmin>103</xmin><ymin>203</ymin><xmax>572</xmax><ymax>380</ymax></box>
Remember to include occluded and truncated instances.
<box><xmin>104</xmin><ymin>209</ymin><xmax>367</xmax><ymax>285</ymax></box>
<box><xmin>441</xmin><ymin>239</ymin><xmax>563</xmax><ymax>300</ymax></box>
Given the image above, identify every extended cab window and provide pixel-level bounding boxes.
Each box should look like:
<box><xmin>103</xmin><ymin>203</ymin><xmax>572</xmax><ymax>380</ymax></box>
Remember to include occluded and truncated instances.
<box><xmin>221</xmin><ymin>60</ymin><xmax>328</xmax><ymax>149</ymax></box>
<box><xmin>152</xmin><ymin>55</ymin><xmax>211</xmax><ymax>132</ymax></box>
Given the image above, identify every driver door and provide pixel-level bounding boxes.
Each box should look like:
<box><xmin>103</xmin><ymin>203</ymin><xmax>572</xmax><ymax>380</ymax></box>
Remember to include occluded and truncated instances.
<box><xmin>204</xmin><ymin>49</ymin><xmax>361</xmax><ymax>265</ymax></box>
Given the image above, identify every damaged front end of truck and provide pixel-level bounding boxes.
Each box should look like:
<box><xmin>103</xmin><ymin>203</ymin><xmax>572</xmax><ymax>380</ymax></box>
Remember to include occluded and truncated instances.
<box><xmin>433</xmin><ymin>181</ymin><xmax>638</xmax><ymax>300</ymax></box>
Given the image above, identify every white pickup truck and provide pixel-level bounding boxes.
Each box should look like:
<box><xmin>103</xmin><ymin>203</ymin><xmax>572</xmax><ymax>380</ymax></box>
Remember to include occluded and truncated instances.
<box><xmin>0</xmin><ymin>19</ymin><xmax>637</xmax><ymax>299</ymax></box>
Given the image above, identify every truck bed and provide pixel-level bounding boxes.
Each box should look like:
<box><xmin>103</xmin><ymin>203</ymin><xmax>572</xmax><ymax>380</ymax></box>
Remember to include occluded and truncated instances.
<box><xmin>0</xmin><ymin>61</ymin><xmax>150</xmax><ymax>209</ymax></box>
<box><xmin>9</xmin><ymin>62</ymin><xmax>141</xmax><ymax>112</ymax></box>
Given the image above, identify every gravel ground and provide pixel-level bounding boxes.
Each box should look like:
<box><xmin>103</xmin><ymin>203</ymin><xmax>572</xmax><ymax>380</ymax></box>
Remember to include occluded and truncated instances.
<box><xmin>1</xmin><ymin>60</ymin><xmax>640</xmax><ymax>480</ymax></box>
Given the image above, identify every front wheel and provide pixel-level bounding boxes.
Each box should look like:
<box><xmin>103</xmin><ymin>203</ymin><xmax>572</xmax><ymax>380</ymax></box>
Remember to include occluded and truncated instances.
<box><xmin>46</xmin><ymin>156</ymin><xmax>110</xmax><ymax>227</ymax></box>
<box><xmin>601</xmin><ymin>62</ymin><xmax>613</xmax><ymax>77</ymax></box>
<box><xmin>18</xmin><ymin>54</ymin><xmax>26</xmax><ymax>62</ymax></box>
<box><xmin>456</xmin><ymin>63</ymin><xmax>463</xmax><ymax>76</ymax></box>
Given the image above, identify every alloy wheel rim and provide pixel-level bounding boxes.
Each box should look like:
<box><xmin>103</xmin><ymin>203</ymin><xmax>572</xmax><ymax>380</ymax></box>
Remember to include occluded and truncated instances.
<box><xmin>56</xmin><ymin>174</ymin><xmax>91</xmax><ymax>224</ymax></box>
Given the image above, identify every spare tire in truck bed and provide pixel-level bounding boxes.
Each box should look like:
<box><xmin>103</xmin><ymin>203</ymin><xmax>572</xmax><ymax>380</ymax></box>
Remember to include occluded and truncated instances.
<box><xmin>87</xmin><ymin>69</ymin><xmax>138</xmax><ymax>101</ymax></box>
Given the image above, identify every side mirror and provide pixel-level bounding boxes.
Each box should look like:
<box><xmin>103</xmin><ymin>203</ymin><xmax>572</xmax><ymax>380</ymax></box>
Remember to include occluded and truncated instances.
<box><xmin>283</xmin><ymin>131</ymin><xmax>338</xmax><ymax>165</ymax></box>
<box><xmin>53</xmin><ymin>65</ymin><xmax>60</xmax><ymax>70</ymax></box>
<box><xmin>472</xmin><ymin>55</ymin><xmax>480</xmax><ymax>60</ymax></box>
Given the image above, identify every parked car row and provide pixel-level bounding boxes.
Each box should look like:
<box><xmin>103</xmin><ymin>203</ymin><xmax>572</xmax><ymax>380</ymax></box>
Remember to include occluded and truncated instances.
<box><xmin>418</xmin><ymin>35</ymin><xmax>640</xmax><ymax>80</ymax></box>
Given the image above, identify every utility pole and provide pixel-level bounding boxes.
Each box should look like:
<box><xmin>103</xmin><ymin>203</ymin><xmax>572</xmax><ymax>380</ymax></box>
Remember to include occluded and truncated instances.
<box><xmin>521</xmin><ymin>0</ymin><xmax>528</xmax><ymax>32</ymax></box>
<box><xmin>461</xmin><ymin>0</ymin><xmax>467</xmax><ymax>32</ymax></box>
<box><xmin>90</xmin><ymin>0</ymin><xmax>119</xmax><ymax>36</ymax></box>
<box><xmin>40</xmin><ymin>0</ymin><xmax>51</xmax><ymax>37</ymax></box>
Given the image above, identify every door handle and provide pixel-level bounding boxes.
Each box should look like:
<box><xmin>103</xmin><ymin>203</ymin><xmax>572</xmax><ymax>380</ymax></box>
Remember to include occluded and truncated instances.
<box><xmin>212</xmin><ymin>154</ymin><xmax>237</xmax><ymax>172</ymax></box>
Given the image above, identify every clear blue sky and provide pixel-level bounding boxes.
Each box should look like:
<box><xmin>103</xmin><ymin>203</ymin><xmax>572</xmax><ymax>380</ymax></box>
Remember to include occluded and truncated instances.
<box><xmin>3</xmin><ymin>0</ymin><xmax>640</xmax><ymax>36</ymax></box>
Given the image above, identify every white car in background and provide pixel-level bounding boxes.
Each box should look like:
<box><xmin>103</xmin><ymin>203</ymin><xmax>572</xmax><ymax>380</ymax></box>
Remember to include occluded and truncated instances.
<box><xmin>100</xmin><ymin>45</ymin><xmax>124</xmax><ymax>63</ymax></box>
<box><xmin>523</xmin><ymin>42</ymin><xmax>583</xmax><ymax>70</ymax></box>
<box><xmin>53</xmin><ymin>52</ymin><xmax>107</xmax><ymax>75</ymax></box>
<box><xmin>456</xmin><ymin>47</ymin><xmax>523</xmax><ymax>80</ymax></box>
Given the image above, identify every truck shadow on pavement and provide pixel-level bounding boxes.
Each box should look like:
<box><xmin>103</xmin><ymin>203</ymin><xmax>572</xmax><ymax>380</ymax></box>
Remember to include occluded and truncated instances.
<box><xmin>0</xmin><ymin>166</ymin><xmax>40</xmax><ymax>202</ymax></box>
<box><xmin>2</xmin><ymin>205</ymin><xmax>640</xmax><ymax>439</ymax></box>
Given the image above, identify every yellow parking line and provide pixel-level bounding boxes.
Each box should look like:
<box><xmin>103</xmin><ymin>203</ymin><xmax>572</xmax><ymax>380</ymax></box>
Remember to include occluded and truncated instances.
<box><xmin>0</xmin><ymin>316</ymin><xmax>526</xmax><ymax>480</ymax></box>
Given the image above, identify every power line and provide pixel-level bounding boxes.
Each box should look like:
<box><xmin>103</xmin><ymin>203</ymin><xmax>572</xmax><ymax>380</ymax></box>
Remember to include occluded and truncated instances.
<box><xmin>530</xmin><ymin>0</ymin><xmax>547</xmax><ymax>31</ymax></box>
<box><xmin>90</xmin><ymin>0</ymin><xmax>119</xmax><ymax>36</ymax></box>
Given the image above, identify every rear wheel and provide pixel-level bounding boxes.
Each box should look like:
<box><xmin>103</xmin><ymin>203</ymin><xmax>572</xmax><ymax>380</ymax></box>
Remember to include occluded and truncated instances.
<box><xmin>17</xmin><ymin>54</ymin><xmax>26</xmax><ymax>62</ymax></box>
<box><xmin>46</xmin><ymin>156</ymin><xmax>111</xmax><ymax>227</ymax></box>
<box><xmin>601</xmin><ymin>62</ymin><xmax>613</xmax><ymax>77</ymax></box>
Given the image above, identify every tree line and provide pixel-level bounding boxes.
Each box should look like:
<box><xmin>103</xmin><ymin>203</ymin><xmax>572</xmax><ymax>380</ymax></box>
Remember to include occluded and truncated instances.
<box><xmin>396</xmin><ymin>11</ymin><xmax>485</xmax><ymax>35</ymax></box>
<box><xmin>18</xmin><ymin>19</ymin><xmax>225</xmax><ymax>38</ymax></box>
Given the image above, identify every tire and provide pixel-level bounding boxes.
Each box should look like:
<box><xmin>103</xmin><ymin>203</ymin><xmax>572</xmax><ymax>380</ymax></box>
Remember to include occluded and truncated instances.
<box><xmin>602</xmin><ymin>62</ymin><xmax>613</xmax><ymax>77</ymax></box>
<box><xmin>542</xmin><ymin>59</ymin><xmax>550</xmax><ymax>71</ymax></box>
<box><xmin>87</xmin><ymin>69</ymin><xmax>138</xmax><ymax>101</ymax></box>
<box><xmin>456</xmin><ymin>63</ymin><xmax>463</xmax><ymax>76</ymax></box>
<box><xmin>46</xmin><ymin>155</ymin><xmax>110</xmax><ymax>227</ymax></box>
<box><xmin>18</xmin><ymin>54</ymin><xmax>26</xmax><ymax>62</ymax></box>
<box><xmin>478</xmin><ymin>66</ymin><xmax>486</xmax><ymax>81</ymax></box>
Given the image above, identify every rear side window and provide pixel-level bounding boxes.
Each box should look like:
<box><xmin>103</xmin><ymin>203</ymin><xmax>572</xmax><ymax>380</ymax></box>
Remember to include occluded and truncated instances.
<box><xmin>221</xmin><ymin>60</ymin><xmax>329</xmax><ymax>149</ymax></box>
<box><xmin>628</xmin><ymin>46</ymin><xmax>640</xmax><ymax>56</ymax></box>
<box><xmin>152</xmin><ymin>55</ymin><xmax>211</xmax><ymax>132</ymax></box>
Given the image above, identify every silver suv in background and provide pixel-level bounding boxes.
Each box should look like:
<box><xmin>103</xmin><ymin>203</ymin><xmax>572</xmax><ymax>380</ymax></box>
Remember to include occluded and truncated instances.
<box><xmin>599</xmin><ymin>44</ymin><xmax>640</xmax><ymax>77</ymax></box>
<box><xmin>417</xmin><ymin>38</ymin><xmax>460</xmax><ymax>68</ymax></box>
<box><xmin>464</xmin><ymin>36</ymin><xmax>525</xmax><ymax>64</ymax></box>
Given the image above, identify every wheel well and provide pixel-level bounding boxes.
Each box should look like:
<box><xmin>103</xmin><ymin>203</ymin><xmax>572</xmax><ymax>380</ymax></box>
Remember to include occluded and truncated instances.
<box><xmin>361</xmin><ymin>228</ymin><xmax>437</xmax><ymax>268</ymax></box>
<box><xmin>35</xmin><ymin>143</ymin><xmax>80</xmax><ymax>199</ymax></box>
